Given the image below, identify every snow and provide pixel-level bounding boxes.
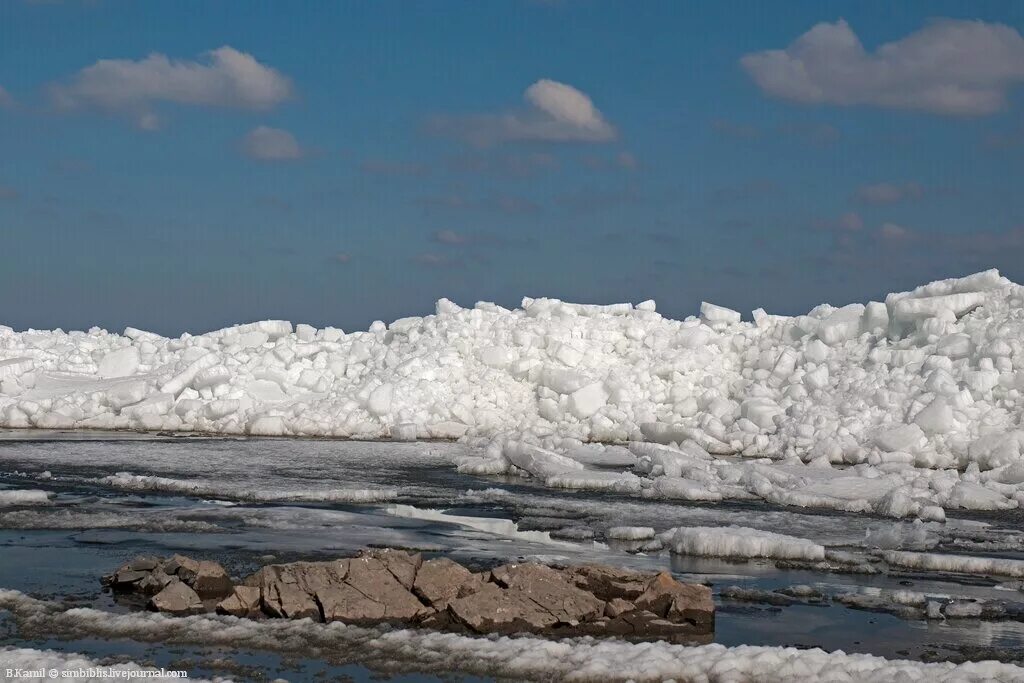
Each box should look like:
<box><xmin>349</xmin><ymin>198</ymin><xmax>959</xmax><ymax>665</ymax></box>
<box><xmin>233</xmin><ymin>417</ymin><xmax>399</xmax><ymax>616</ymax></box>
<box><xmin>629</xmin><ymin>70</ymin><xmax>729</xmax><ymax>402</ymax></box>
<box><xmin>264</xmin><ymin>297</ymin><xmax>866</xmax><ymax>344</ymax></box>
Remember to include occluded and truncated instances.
<box><xmin>671</xmin><ymin>525</ymin><xmax>826</xmax><ymax>561</ymax></box>
<box><xmin>1</xmin><ymin>589</ymin><xmax>1021</xmax><ymax>683</ymax></box>
<box><xmin>5</xmin><ymin>270</ymin><xmax>1024</xmax><ymax>519</ymax></box>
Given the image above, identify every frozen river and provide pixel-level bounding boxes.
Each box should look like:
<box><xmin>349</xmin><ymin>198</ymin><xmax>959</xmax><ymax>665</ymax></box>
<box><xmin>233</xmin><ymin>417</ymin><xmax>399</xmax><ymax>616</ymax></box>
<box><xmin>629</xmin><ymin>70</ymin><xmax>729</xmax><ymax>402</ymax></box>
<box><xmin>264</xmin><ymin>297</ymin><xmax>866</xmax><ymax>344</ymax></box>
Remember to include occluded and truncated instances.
<box><xmin>2</xmin><ymin>432</ymin><xmax>1024</xmax><ymax>680</ymax></box>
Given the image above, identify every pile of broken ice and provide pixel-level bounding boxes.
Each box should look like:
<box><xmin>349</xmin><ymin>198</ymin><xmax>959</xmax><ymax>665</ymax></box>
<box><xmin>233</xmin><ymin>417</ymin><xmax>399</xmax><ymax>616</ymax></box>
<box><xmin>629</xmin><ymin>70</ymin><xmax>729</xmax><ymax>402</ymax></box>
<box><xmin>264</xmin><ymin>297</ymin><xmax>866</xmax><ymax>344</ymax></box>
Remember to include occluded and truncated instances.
<box><xmin>4</xmin><ymin>269</ymin><xmax>1024</xmax><ymax>519</ymax></box>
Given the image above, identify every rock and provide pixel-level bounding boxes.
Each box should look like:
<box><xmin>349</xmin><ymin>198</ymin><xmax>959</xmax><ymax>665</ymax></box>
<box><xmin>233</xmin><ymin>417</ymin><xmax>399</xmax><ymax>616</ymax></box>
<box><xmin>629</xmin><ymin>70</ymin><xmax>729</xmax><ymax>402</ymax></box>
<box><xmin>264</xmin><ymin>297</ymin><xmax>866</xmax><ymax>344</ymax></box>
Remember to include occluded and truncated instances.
<box><xmin>413</xmin><ymin>558</ymin><xmax>474</xmax><ymax>609</ymax></box>
<box><xmin>128</xmin><ymin>556</ymin><xmax>160</xmax><ymax>572</ymax></box>
<box><xmin>448</xmin><ymin>582</ymin><xmax>559</xmax><ymax>634</ymax></box>
<box><xmin>111</xmin><ymin>569</ymin><xmax>149</xmax><ymax>588</ymax></box>
<box><xmin>102</xmin><ymin>551</ymin><xmax>715</xmax><ymax>641</ymax></box>
<box><xmin>316</xmin><ymin>584</ymin><xmax>387</xmax><ymax>623</ymax></box>
<box><xmin>216</xmin><ymin>586</ymin><xmax>261</xmax><ymax>618</ymax></box>
<box><xmin>362</xmin><ymin>548</ymin><xmax>421</xmax><ymax>590</ymax></box>
<box><xmin>567</xmin><ymin>564</ymin><xmax>651</xmax><ymax>601</ymax></box>
<box><xmin>490</xmin><ymin>563</ymin><xmax>604</xmax><ymax>625</ymax></box>
<box><xmin>265</xmin><ymin>582</ymin><xmax>320</xmax><ymax>621</ymax></box>
<box><xmin>163</xmin><ymin>554</ymin><xmax>200</xmax><ymax>579</ymax></box>
<box><xmin>137</xmin><ymin>568</ymin><xmax>175</xmax><ymax>595</ymax></box>
<box><xmin>246</xmin><ymin>560</ymin><xmax>348</xmax><ymax>596</ymax></box>
<box><xmin>605</xmin><ymin>598</ymin><xmax>635</xmax><ymax>618</ymax></box>
<box><xmin>149</xmin><ymin>580</ymin><xmax>203</xmax><ymax>615</ymax></box>
<box><xmin>343</xmin><ymin>556</ymin><xmax>431</xmax><ymax>621</ymax></box>
<box><xmin>188</xmin><ymin>560</ymin><xmax>233</xmax><ymax>598</ymax></box>
<box><xmin>634</xmin><ymin>572</ymin><xmax>714</xmax><ymax>629</ymax></box>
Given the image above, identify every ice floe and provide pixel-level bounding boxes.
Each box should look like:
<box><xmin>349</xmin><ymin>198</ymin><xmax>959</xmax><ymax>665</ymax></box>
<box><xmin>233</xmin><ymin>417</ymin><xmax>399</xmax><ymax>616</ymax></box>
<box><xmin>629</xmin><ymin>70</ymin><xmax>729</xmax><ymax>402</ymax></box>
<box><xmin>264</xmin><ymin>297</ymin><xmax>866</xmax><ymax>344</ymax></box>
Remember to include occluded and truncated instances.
<box><xmin>669</xmin><ymin>525</ymin><xmax>826</xmax><ymax>561</ymax></box>
<box><xmin>0</xmin><ymin>489</ymin><xmax>50</xmax><ymax>506</ymax></box>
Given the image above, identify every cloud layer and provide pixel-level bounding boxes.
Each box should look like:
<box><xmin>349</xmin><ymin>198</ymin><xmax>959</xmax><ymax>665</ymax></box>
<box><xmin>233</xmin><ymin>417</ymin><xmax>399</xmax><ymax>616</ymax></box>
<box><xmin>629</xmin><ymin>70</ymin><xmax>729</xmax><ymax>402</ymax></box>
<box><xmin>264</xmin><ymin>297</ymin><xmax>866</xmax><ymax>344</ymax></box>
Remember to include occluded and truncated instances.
<box><xmin>241</xmin><ymin>126</ymin><xmax>304</xmax><ymax>161</ymax></box>
<box><xmin>741</xmin><ymin>19</ymin><xmax>1024</xmax><ymax>116</ymax></box>
<box><xmin>49</xmin><ymin>46</ymin><xmax>293</xmax><ymax>128</ymax></box>
<box><xmin>427</xmin><ymin>78</ymin><xmax>616</xmax><ymax>146</ymax></box>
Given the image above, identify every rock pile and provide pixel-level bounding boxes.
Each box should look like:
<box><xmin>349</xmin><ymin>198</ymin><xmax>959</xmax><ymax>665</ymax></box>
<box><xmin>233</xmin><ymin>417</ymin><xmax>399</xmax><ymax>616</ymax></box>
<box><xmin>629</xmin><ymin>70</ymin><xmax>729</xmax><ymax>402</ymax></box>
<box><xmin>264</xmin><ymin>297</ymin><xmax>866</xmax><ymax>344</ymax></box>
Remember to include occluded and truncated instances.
<box><xmin>103</xmin><ymin>549</ymin><xmax>714</xmax><ymax>641</ymax></box>
<box><xmin>102</xmin><ymin>554</ymin><xmax>233</xmax><ymax>615</ymax></box>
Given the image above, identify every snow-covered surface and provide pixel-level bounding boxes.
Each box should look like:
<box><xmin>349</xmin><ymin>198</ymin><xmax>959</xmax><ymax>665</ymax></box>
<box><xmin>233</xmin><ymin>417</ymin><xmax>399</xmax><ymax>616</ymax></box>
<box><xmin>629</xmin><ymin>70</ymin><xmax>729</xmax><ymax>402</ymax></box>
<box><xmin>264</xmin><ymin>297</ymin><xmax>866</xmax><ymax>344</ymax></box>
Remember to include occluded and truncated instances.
<box><xmin>0</xmin><ymin>647</ymin><xmax>215</xmax><ymax>681</ymax></box>
<box><xmin>5</xmin><ymin>270</ymin><xmax>1024</xmax><ymax>519</ymax></box>
<box><xmin>1</xmin><ymin>589</ymin><xmax>1022</xmax><ymax>683</ymax></box>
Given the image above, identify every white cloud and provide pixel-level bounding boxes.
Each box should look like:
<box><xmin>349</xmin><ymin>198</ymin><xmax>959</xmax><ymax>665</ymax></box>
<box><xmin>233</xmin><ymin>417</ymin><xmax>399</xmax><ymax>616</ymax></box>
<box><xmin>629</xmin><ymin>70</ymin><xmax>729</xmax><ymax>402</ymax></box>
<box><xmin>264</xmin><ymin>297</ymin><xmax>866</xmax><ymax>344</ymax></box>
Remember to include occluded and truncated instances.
<box><xmin>855</xmin><ymin>182</ymin><xmax>924</xmax><ymax>205</ymax></box>
<box><xmin>433</xmin><ymin>229</ymin><xmax>467</xmax><ymax>245</ymax></box>
<box><xmin>241</xmin><ymin>126</ymin><xmax>304</xmax><ymax>161</ymax></box>
<box><xmin>838</xmin><ymin>211</ymin><xmax>863</xmax><ymax>232</ymax></box>
<box><xmin>741</xmin><ymin>19</ymin><xmax>1024</xmax><ymax>116</ymax></box>
<box><xmin>879</xmin><ymin>222</ymin><xmax>913</xmax><ymax>242</ymax></box>
<box><xmin>49</xmin><ymin>46</ymin><xmax>293</xmax><ymax>128</ymax></box>
<box><xmin>428</xmin><ymin>79</ymin><xmax>616</xmax><ymax>146</ymax></box>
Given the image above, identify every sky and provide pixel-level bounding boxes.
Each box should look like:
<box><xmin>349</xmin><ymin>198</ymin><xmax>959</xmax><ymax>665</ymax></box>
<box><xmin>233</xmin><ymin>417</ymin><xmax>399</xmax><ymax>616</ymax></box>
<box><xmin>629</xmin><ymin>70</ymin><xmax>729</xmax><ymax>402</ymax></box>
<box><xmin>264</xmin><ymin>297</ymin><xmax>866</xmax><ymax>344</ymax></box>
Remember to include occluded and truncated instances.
<box><xmin>1</xmin><ymin>0</ymin><xmax>1024</xmax><ymax>335</ymax></box>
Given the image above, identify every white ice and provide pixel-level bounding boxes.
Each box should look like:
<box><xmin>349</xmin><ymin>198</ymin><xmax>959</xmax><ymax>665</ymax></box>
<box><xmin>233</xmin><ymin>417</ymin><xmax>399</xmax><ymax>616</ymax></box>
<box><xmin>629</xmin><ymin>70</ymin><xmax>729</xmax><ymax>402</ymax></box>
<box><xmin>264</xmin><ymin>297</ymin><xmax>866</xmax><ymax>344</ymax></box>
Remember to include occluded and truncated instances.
<box><xmin>882</xmin><ymin>550</ymin><xmax>1024</xmax><ymax>578</ymax></box>
<box><xmin>5</xmin><ymin>270</ymin><xmax>1024</xmax><ymax>518</ymax></box>
<box><xmin>0</xmin><ymin>489</ymin><xmax>50</xmax><ymax>506</ymax></box>
<box><xmin>670</xmin><ymin>525</ymin><xmax>826</xmax><ymax>560</ymax></box>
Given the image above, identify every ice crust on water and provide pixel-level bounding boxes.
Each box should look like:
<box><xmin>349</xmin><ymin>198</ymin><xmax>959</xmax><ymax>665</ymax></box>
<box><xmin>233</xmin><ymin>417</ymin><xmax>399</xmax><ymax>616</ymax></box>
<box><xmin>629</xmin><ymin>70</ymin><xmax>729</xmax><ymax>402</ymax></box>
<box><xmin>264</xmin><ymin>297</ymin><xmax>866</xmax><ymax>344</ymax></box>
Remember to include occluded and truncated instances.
<box><xmin>5</xmin><ymin>270</ymin><xmax>1024</xmax><ymax>518</ymax></box>
<box><xmin>1</xmin><ymin>589</ymin><xmax>1022</xmax><ymax>683</ymax></box>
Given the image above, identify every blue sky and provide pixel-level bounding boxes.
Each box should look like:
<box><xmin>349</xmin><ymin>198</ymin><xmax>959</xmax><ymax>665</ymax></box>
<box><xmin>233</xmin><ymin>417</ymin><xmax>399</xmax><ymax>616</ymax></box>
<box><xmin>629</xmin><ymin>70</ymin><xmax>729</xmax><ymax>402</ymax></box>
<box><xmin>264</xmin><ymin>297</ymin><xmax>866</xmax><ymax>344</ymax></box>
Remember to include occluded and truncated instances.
<box><xmin>2</xmin><ymin>0</ymin><xmax>1023</xmax><ymax>334</ymax></box>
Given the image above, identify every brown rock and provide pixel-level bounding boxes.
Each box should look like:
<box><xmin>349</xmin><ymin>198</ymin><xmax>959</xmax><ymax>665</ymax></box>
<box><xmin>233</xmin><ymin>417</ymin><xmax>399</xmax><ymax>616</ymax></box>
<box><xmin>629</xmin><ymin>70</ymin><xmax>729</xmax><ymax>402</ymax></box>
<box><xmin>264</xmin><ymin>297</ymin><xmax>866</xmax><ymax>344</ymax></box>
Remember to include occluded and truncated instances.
<box><xmin>149</xmin><ymin>580</ymin><xmax>203</xmax><ymax>615</ymax></box>
<box><xmin>245</xmin><ymin>561</ymin><xmax>348</xmax><ymax>596</ymax></box>
<box><xmin>128</xmin><ymin>556</ymin><xmax>160</xmax><ymax>572</ymax></box>
<box><xmin>112</xmin><ymin>569</ymin><xmax>149</xmax><ymax>588</ymax></box>
<box><xmin>344</xmin><ymin>556</ymin><xmax>431</xmax><ymax>621</ymax></box>
<box><xmin>137</xmin><ymin>568</ymin><xmax>175</xmax><ymax>595</ymax></box>
<box><xmin>567</xmin><ymin>565</ymin><xmax>652</xmax><ymax>601</ymax></box>
<box><xmin>217</xmin><ymin>586</ymin><xmax>261</xmax><ymax>618</ymax></box>
<box><xmin>315</xmin><ymin>584</ymin><xmax>386</xmax><ymax>623</ymax></box>
<box><xmin>413</xmin><ymin>558</ymin><xmax>474</xmax><ymax>609</ymax></box>
<box><xmin>605</xmin><ymin>597</ymin><xmax>635</xmax><ymax>618</ymax></box>
<box><xmin>490</xmin><ymin>563</ymin><xmax>604</xmax><ymax>625</ymax></box>
<box><xmin>164</xmin><ymin>554</ymin><xmax>200</xmax><ymax>579</ymax></box>
<box><xmin>634</xmin><ymin>572</ymin><xmax>714</xmax><ymax>630</ymax></box>
<box><xmin>361</xmin><ymin>548</ymin><xmax>421</xmax><ymax>590</ymax></box>
<box><xmin>266</xmin><ymin>582</ymin><xmax>320</xmax><ymax>621</ymax></box>
<box><xmin>447</xmin><ymin>582</ymin><xmax>558</xmax><ymax>634</ymax></box>
<box><xmin>189</xmin><ymin>560</ymin><xmax>233</xmax><ymax>598</ymax></box>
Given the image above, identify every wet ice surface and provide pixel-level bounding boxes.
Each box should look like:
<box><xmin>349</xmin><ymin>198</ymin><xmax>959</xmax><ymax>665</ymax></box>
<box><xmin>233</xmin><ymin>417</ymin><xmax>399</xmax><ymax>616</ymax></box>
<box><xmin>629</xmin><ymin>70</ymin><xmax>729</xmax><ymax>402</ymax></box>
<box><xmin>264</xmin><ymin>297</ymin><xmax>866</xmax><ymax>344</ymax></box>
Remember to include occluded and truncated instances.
<box><xmin>2</xmin><ymin>432</ymin><xmax>1024</xmax><ymax>679</ymax></box>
